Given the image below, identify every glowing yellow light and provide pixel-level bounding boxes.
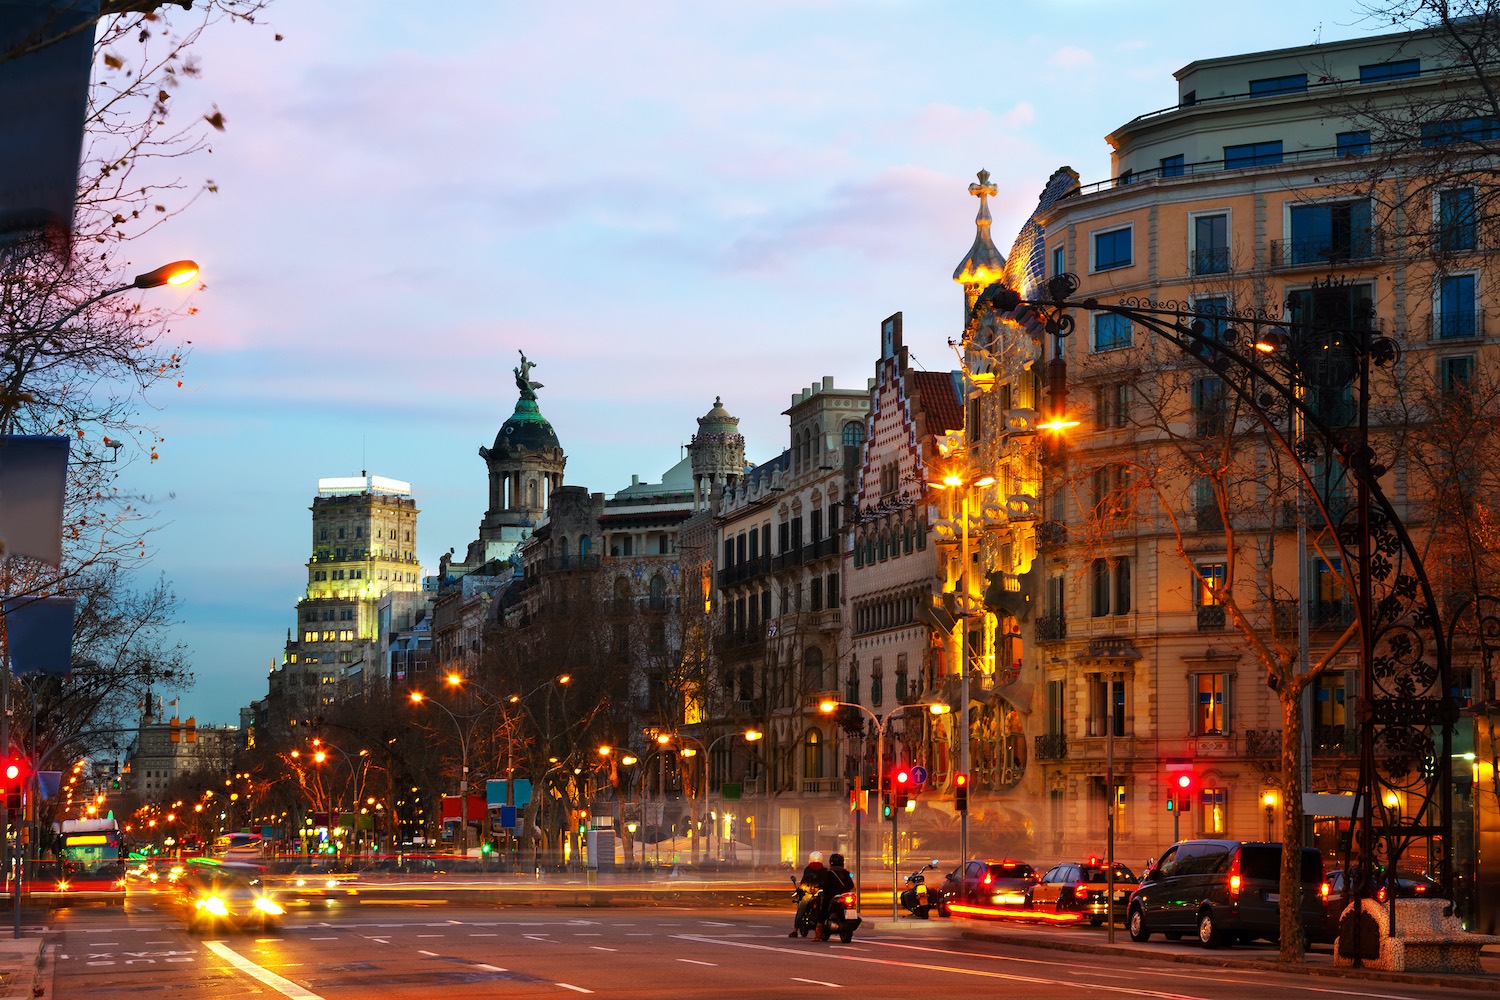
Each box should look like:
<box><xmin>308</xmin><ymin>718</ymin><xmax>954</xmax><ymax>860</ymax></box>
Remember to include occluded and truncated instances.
<box><xmin>744</xmin><ymin>729</ymin><xmax>763</xmax><ymax>742</ymax></box>
<box><xmin>943</xmin><ymin>473</ymin><xmax>964</xmax><ymax>487</ymax></box>
<box><xmin>656</xmin><ymin>734</ymin><xmax>671</xmax><ymax>745</ymax></box>
<box><xmin>1036</xmin><ymin>417</ymin><xmax>1082</xmax><ymax>432</ymax></box>
<box><xmin>1383</xmin><ymin>792</ymin><xmax>1400</xmax><ymax>808</ymax></box>
<box><xmin>1261</xmin><ymin>791</ymin><xmax>1277</xmax><ymax>807</ymax></box>
<box><xmin>818</xmin><ymin>699</ymin><xmax>838</xmax><ymax>714</ymax></box>
<box><xmin>680</xmin><ymin>748</ymin><xmax>697</xmax><ymax>758</ymax></box>
<box><xmin>621</xmin><ymin>755</ymin><xmax>637</xmax><ymax>765</ymax></box>
<box><xmin>973</xmin><ymin>474</ymin><xmax>996</xmax><ymax>488</ymax></box>
<box><xmin>928</xmin><ymin>703</ymin><xmax>952</xmax><ymax>715</ymax></box>
<box><xmin>409</xmin><ymin>692</ymin><xmax>424</xmax><ymax>703</ymax></box>
<box><xmin>445</xmin><ymin>673</ymin><xmax>463</xmax><ymax>686</ymax></box>
<box><xmin>598</xmin><ymin>746</ymin><xmax>613</xmax><ymax>757</ymax></box>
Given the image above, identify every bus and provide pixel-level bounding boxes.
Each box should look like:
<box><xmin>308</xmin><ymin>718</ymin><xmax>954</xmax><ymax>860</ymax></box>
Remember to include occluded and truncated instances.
<box><xmin>50</xmin><ymin>817</ymin><xmax>127</xmax><ymax>904</ymax></box>
<box><xmin>213</xmin><ymin>831</ymin><xmax>266</xmax><ymax>865</ymax></box>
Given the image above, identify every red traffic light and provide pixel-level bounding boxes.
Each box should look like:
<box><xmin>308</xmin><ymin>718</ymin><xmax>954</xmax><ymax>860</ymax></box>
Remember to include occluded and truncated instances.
<box><xmin>3</xmin><ymin>763</ymin><xmax>18</xmax><ymax>782</ymax></box>
<box><xmin>1176</xmin><ymin>774</ymin><xmax>1192</xmax><ymax>790</ymax></box>
<box><xmin>895</xmin><ymin>769</ymin><xmax>910</xmax><ymax>785</ymax></box>
<box><xmin>954</xmin><ymin>773</ymin><xmax>968</xmax><ymax>787</ymax></box>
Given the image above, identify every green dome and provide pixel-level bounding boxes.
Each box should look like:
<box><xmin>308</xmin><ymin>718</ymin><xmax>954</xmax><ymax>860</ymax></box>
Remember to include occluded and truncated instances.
<box><xmin>493</xmin><ymin>398</ymin><xmax>561</xmax><ymax>455</ymax></box>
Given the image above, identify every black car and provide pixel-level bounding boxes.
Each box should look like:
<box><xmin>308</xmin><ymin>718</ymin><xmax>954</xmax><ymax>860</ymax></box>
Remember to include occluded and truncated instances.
<box><xmin>176</xmin><ymin>864</ymin><xmax>285</xmax><ymax>934</ymax></box>
<box><xmin>1028</xmin><ymin>861</ymin><xmax>1138</xmax><ymax>925</ymax></box>
<box><xmin>1126</xmin><ymin>840</ymin><xmax>1325</xmax><ymax>947</ymax></box>
<box><xmin>939</xmin><ymin>860</ymin><xmax>1037</xmax><ymax>914</ymax></box>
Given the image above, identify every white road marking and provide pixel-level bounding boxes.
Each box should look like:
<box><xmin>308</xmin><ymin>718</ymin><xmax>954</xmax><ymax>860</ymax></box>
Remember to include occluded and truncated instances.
<box><xmin>308</xmin><ymin>936</ymin><xmax>339</xmax><ymax>941</ymax></box>
<box><xmin>470</xmin><ymin>932</ymin><xmax>497</xmax><ymax>937</ymax></box>
<box><xmin>677</xmin><ymin>958</ymin><xmax>717</xmax><ymax>966</ymax></box>
<box><xmin>590</xmin><ymin>946</ymin><xmax>618</xmax><ymax>952</ymax></box>
<box><xmin>203</xmin><ymin>940</ymin><xmax>324</xmax><ymax>1000</ymax></box>
<box><xmin>672</xmin><ymin>934</ymin><xmax>1210</xmax><ymax>1000</ymax></box>
<box><xmin>791</xmin><ymin>977</ymin><xmax>843</xmax><ymax>988</ymax></box>
<box><xmin>418</xmin><ymin>934</ymin><xmax>443</xmax><ymax>938</ymax></box>
<box><xmin>475</xmin><ymin>964</ymin><xmax>508</xmax><ymax>972</ymax></box>
<box><xmin>557</xmin><ymin>984</ymin><xmax>593</xmax><ymax>994</ymax></box>
<box><xmin>418</xmin><ymin>950</ymin><xmax>439</xmax><ymax>957</ymax></box>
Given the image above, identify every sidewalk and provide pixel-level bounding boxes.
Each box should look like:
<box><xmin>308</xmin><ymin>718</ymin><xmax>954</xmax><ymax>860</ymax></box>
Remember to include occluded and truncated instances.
<box><xmin>0</xmin><ymin>935</ymin><xmax>45</xmax><ymax>998</ymax></box>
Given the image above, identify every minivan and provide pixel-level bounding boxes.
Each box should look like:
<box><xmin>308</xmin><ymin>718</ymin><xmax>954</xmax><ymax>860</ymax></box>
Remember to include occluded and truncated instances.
<box><xmin>1126</xmin><ymin>839</ymin><xmax>1326</xmax><ymax>947</ymax></box>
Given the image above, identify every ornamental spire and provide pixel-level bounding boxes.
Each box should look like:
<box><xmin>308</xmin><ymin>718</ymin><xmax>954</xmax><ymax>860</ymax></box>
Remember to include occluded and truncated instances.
<box><xmin>952</xmin><ymin>168</ymin><xmax>1006</xmax><ymax>293</ymax></box>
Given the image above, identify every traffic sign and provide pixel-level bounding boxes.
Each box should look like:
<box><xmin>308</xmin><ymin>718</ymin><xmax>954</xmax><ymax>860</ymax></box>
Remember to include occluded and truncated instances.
<box><xmin>910</xmin><ymin>765</ymin><xmax>928</xmax><ymax>785</ymax></box>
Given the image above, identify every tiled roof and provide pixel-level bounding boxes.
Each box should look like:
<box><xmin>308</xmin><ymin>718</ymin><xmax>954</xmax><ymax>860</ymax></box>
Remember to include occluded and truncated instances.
<box><xmin>911</xmin><ymin>370</ymin><xmax>963</xmax><ymax>436</ymax></box>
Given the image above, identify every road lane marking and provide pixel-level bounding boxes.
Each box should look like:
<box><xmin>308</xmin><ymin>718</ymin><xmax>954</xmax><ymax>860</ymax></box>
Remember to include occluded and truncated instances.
<box><xmin>590</xmin><ymin>946</ymin><xmax>618</xmax><ymax>952</ymax></box>
<box><xmin>476</xmin><ymin>964</ymin><xmax>508</xmax><ymax>972</ymax></box>
<box><xmin>1145</xmin><ymin>971</ymin><xmax>1424</xmax><ymax>1000</ymax></box>
<box><xmin>677</xmin><ymin>958</ymin><xmax>717</xmax><ymax>966</ymax></box>
<box><xmin>417</xmin><ymin>934</ymin><xmax>443</xmax><ymax>938</ymax></box>
<box><xmin>672</xmin><ymin>935</ymin><xmax>1209</xmax><ymax>1000</ymax></box>
<box><xmin>203</xmin><ymin>940</ymin><xmax>324</xmax><ymax>1000</ymax></box>
<box><xmin>418</xmin><ymin>950</ymin><xmax>439</xmax><ymax>956</ymax></box>
<box><xmin>557</xmin><ymin>984</ymin><xmax>593</xmax><ymax>994</ymax></box>
<box><xmin>791</xmin><ymin>978</ymin><xmax>843</xmax><ymax>988</ymax></box>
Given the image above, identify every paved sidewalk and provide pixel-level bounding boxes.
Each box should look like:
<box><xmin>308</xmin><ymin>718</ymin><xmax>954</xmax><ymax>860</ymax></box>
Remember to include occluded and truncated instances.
<box><xmin>0</xmin><ymin>935</ymin><xmax>45</xmax><ymax>998</ymax></box>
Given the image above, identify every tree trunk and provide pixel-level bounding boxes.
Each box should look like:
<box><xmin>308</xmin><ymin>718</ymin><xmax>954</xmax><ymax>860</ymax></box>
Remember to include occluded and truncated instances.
<box><xmin>1279</xmin><ymin>682</ymin><xmax>1308</xmax><ymax>962</ymax></box>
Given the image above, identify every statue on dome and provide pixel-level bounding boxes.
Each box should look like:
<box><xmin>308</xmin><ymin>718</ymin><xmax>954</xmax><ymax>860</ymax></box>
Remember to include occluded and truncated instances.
<box><xmin>514</xmin><ymin>351</ymin><xmax>544</xmax><ymax>401</ymax></box>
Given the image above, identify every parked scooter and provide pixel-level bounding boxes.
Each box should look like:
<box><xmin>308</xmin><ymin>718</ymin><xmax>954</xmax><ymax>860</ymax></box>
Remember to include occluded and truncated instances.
<box><xmin>789</xmin><ymin>876</ymin><xmax>825</xmax><ymax>937</ymax></box>
<box><xmin>818</xmin><ymin>885</ymin><xmax>862</xmax><ymax>943</ymax></box>
<box><xmin>900</xmin><ymin>859</ymin><xmax>942</xmax><ymax>918</ymax></box>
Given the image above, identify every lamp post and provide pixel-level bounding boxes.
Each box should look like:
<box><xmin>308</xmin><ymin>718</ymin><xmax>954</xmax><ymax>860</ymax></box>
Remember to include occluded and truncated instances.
<box><xmin>697</xmin><ymin>729</ymin><xmax>762</xmax><ymax>864</ymax></box>
<box><xmin>40</xmin><ymin>259</ymin><xmax>200</xmax><ymax>332</ymax></box>
<box><xmin>409</xmin><ymin>690</ymin><xmax>489</xmax><ymax>859</ymax></box>
<box><xmin>819</xmin><ymin>698</ymin><xmax>950</xmax><ymax>919</ymax></box>
<box><xmin>928</xmin><ymin>468</ymin><xmax>996</xmax><ymax>873</ymax></box>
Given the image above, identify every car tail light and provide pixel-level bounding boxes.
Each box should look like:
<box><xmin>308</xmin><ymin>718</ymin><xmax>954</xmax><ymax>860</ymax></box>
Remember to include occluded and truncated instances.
<box><xmin>1377</xmin><ymin>886</ymin><xmax>1387</xmax><ymax>903</ymax></box>
<box><xmin>1228</xmin><ymin>853</ymin><xmax>1242</xmax><ymax>898</ymax></box>
<box><xmin>982</xmin><ymin>872</ymin><xmax>993</xmax><ymax>886</ymax></box>
<box><xmin>1319</xmin><ymin>882</ymin><xmax>1330</xmax><ymax>900</ymax></box>
<box><xmin>839</xmin><ymin>892</ymin><xmax>855</xmax><ymax>906</ymax></box>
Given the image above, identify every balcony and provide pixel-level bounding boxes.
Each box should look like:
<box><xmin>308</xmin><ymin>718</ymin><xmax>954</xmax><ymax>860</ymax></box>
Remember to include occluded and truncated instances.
<box><xmin>1312</xmin><ymin>726</ymin><xmax>1358</xmax><ymax>757</ymax></box>
<box><xmin>1197</xmin><ymin>604</ymin><xmax>1226</xmax><ymax>630</ymax></box>
<box><xmin>1428</xmin><ymin>308</ymin><xmax>1486</xmax><ymax>341</ymax></box>
<box><xmin>1195</xmin><ymin>506</ymin><xmax>1224</xmax><ymax>532</ymax></box>
<box><xmin>1192</xmin><ymin>246</ymin><xmax>1230</xmax><ymax>276</ymax></box>
<box><xmin>1037</xmin><ymin>520</ymin><xmax>1068</xmax><ymax>546</ymax></box>
<box><xmin>1269</xmin><ymin>231</ymin><xmax>1380</xmax><ymax>268</ymax></box>
<box><xmin>1310</xmin><ymin>599</ymin><xmax>1355</xmax><ymax>629</ymax></box>
<box><xmin>800</xmin><ymin>537</ymin><xmax>838</xmax><ymax>563</ymax></box>
<box><xmin>801</xmin><ymin>777</ymin><xmax>841</xmax><ymax>795</ymax></box>
<box><xmin>1244</xmin><ymin>728</ymin><xmax>1280</xmax><ymax>757</ymax></box>
<box><xmin>1034</xmin><ymin>733</ymin><xmax>1067</xmax><ymax>760</ymax></box>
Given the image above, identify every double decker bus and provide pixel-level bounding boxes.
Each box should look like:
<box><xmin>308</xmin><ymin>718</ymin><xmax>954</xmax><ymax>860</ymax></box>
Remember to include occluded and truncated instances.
<box><xmin>49</xmin><ymin>817</ymin><xmax>127</xmax><ymax>904</ymax></box>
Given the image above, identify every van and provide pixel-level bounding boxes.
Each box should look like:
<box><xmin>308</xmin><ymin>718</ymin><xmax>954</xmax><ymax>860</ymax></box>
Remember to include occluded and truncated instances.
<box><xmin>1126</xmin><ymin>839</ymin><xmax>1326</xmax><ymax>947</ymax></box>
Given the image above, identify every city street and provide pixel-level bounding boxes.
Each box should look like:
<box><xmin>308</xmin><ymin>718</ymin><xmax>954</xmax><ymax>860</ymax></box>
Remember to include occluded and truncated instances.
<box><xmin>40</xmin><ymin>900</ymin><xmax>1500</xmax><ymax>1000</ymax></box>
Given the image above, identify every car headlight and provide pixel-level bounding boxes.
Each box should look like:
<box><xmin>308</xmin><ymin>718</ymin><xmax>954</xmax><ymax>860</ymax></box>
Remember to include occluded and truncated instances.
<box><xmin>254</xmin><ymin>897</ymin><xmax>284</xmax><ymax>916</ymax></box>
<box><xmin>56</xmin><ymin>881</ymin><xmax>70</xmax><ymax>892</ymax></box>
<box><xmin>199</xmin><ymin>896</ymin><xmax>230</xmax><ymax>917</ymax></box>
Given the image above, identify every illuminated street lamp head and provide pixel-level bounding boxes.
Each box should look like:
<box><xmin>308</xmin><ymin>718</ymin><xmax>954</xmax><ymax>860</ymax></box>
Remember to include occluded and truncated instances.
<box><xmin>556</xmin><ymin>674</ymin><xmax>572</xmax><ymax>685</ymax></box>
<box><xmin>818</xmin><ymin>699</ymin><xmax>838</xmax><ymax>714</ymax></box>
<box><xmin>744</xmin><ymin>729</ymin><xmax>763</xmax><ymax>742</ymax></box>
<box><xmin>409</xmin><ymin>692</ymin><xmax>425</xmax><ymax>704</ymax></box>
<box><xmin>656</xmin><ymin>733</ymin><xmax>671</xmax><ymax>745</ymax></box>
<box><xmin>1254</xmin><ymin>327</ymin><xmax>1291</xmax><ymax>354</ymax></box>
<box><xmin>445</xmin><ymin>673</ymin><xmax>463</xmax><ymax>687</ymax></box>
<box><xmin>680</xmin><ymin>748</ymin><xmax>697</xmax><ymax>758</ymax></box>
<box><xmin>928</xmin><ymin>703</ymin><xmax>952</xmax><ymax>715</ymax></box>
<box><xmin>621</xmin><ymin>755</ymin><xmax>637</xmax><ymax>765</ymax></box>
<box><xmin>972</xmin><ymin>474</ymin><xmax>996</xmax><ymax>488</ymax></box>
<box><xmin>313</xmin><ymin>751</ymin><xmax>327</xmax><ymax>764</ymax></box>
<box><xmin>133</xmin><ymin>259</ymin><xmax>199</xmax><ymax>289</ymax></box>
<box><xmin>598</xmin><ymin>746</ymin><xmax>613</xmax><ymax>757</ymax></box>
<box><xmin>1261</xmin><ymin>791</ymin><xmax>1277</xmax><ymax>808</ymax></box>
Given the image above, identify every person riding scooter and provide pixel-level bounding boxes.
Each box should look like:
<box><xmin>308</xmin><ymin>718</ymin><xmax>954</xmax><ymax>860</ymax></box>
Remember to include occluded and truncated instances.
<box><xmin>789</xmin><ymin>851</ymin><xmax>826</xmax><ymax>937</ymax></box>
<box><xmin>819</xmin><ymin>853</ymin><xmax>855</xmax><ymax>924</ymax></box>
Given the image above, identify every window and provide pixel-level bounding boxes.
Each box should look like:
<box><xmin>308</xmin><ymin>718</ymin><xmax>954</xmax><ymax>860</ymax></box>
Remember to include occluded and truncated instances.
<box><xmin>1421</xmin><ymin>116</ymin><xmax>1499</xmax><ymax>147</ymax></box>
<box><xmin>1093</xmin><ymin>313</ymin><xmax>1132</xmax><ymax>352</ymax></box>
<box><xmin>1046</xmin><ymin>679</ymin><xmax>1065</xmax><ymax>737</ymax></box>
<box><xmin>1199</xmin><ymin>788</ymin><xmax>1228</xmax><ymax>835</ymax></box>
<box><xmin>1360</xmin><ymin>58</ymin><xmax>1419</xmax><ymax>83</ymax></box>
<box><xmin>1442</xmin><ymin>355</ymin><xmax>1476</xmax><ymax>393</ymax></box>
<box><xmin>1314</xmin><ymin>673</ymin><xmax>1348</xmax><ymax>728</ymax></box>
<box><xmin>1114</xmin><ymin>558</ymin><xmax>1131</xmax><ymax>615</ymax></box>
<box><xmin>895</xmin><ymin>653</ymin><xmax>909</xmax><ymax>703</ymax></box>
<box><xmin>1193</xmin><ymin>673</ymin><xmax>1230</xmax><ymax>735</ymax></box>
<box><xmin>1250</xmin><ymin>73</ymin><xmax>1306</xmax><ymax>95</ymax></box>
<box><xmin>1193</xmin><ymin>376</ymin><xmax>1226</xmax><ymax>437</ymax></box>
<box><xmin>804</xmin><ymin>647</ymin><xmax>826</xmax><ymax>690</ymax></box>
<box><xmin>1287</xmin><ymin>201</ymin><xmax>1373</xmax><ymax>265</ymax></box>
<box><xmin>803</xmin><ymin>728</ymin><xmax>823</xmax><ymax>780</ymax></box>
<box><xmin>1088</xmin><ymin>676</ymin><xmax>1127</xmax><ymax>736</ymax></box>
<box><xmin>1090</xmin><ymin>558</ymin><xmax>1110</xmax><ymax>617</ymax></box>
<box><xmin>1191</xmin><ymin>213</ymin><xmax>1229</xmax><ymax>275</ymax></box>
<box><xmin>1094</xmin><ymin>382</ymin><xmax>1129</xmax><ymax>429</ymax></box>
<box><xmin>1337</xmin><ymin>130</ymin><xmax>1370</xmax><ymax>156</ymax></box>
<box><xmin>826</xmin><ymin>573</ymin><xmax>839</xmax><ymax>609</ymax></box>
<box><xmin>1196</xmin><ymin>562</ymin><xmax>1226</xmax><ymax>606</ymax></box>
<box><xmin>1438</xmin><ymin>274</ymin><xmax>1478</xmax><ymax>338</ymax></box>
<box><xmin>1052</xmin><ymin>244</ymin><xmax>1065</xmax><ymax>276</ymax></box>
<box><xmin>1193</xmin><ymin>295</ymin><xmax>1231</xmax><ymax>344</ymax></box>
<box><xmin>842</xmin><ymin>421</ymin><xmax>865</xmax><ymax>448</ymax></box>
<box><xmin>1224</xmin><ymin>140</ymin><xmax>1282</xmax><ymax>169</ymax></box>
<box><xmin>1160</xmin><ymin>154</ymin><xmax>1185</xmax><ymax>178</ymax></box>
<box><xmin>1313</xmin><ymin>558</ymin><xmax>1349</xmax><ymax>627</ymax></box>
<box><xmin>1093</xmin><ymin>227</ymin><xmax>1132</xmax><ymax>272</ymax></box>
<box><xmin>871</xmin><ymin>657</ymin><xmax>884</xmax><ymax>707</ymax></box>
<box><xmin>1438</xmin><ymin>189</ymin><xmax>1477</xmax><ymax>253</ymax></box>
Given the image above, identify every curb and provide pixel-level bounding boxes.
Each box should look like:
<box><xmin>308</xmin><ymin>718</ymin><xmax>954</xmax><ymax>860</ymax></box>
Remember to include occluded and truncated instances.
<box><xmin>960</xmin><ymin>928</ymin><xmax>1500</xmax><ymax>993</ymax></box>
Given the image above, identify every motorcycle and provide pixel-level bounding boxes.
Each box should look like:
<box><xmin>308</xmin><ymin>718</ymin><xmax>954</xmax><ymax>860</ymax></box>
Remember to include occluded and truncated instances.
<box><xmin>818</xmin><ymin>886</ymin><xmax>861</xmax><ymax>943</ymax></box>
<box><xmin>789</xmin><ymin>876</ymin><xmax>825</xmax><ymax>938</ymax></box>
<box><xmin>899</xmin><ymin>859</ymin><xmax>942</xmax><ymax>919</ymax></box>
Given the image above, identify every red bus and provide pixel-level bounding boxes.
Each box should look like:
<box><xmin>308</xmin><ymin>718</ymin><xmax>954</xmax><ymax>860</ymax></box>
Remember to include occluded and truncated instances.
<box><xmin>49</xmin><ymin>818</ymin><xmax>127</xmax><ymax>905</ymax></box>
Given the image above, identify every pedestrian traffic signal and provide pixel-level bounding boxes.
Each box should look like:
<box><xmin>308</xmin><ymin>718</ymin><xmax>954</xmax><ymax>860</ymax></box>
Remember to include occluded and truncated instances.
<box><xmin>1165</xmin><ymin>791</ymin><xmax>1175</xmax><ymax>812</ymax></box>
<box><xmin>1175</xmin><ymin>773</ymin><xmax>1193</xmax><ymax>812</ymax></box>
<box><xmin>894</xmin><ymin>769</ymin><xmax>911</xmax><ymax>810</ymax></box>
<box><xmin>954</xmin><ymin>772</ymin><xmax>969</xmax><ymax>813</ymax></box>
<box><xmin>881</xmin><ymin>794</ymin><xmax>892</xmax><ymax>820</ymax></box>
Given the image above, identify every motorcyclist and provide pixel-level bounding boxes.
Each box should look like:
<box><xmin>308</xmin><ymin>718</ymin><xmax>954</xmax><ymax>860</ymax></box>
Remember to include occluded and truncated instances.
<box><xmin>789</xmin><ymin>850</ymin><xmax>826</xmax><ymax>937</ymax></box>
<box><xmin>819</xmin><ymin>852</ymin><xmax>856</xmax><ymax>923</ymax></box>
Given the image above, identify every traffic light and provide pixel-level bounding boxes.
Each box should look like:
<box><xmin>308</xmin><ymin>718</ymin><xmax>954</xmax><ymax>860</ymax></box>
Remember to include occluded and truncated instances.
<box><xmin>1176</xmin><ymin>773</ymin><xmax>1193</xmax><ymax>812</ymax></box>
<box><xmin>2</xmin><ymin>756</ymin><xmax>28</xmax><ymax>812</ymax></box>
<box><xmin>881</xmin><ymin>794</ymin><xmax>892</xmax><ymax>820</ymax></box>
<box><xmin>954</xmin><ymin>772</ymin><xmax>969</xmax><ymax>812</ymax></box>
<box><xmin>894</xmin><ymin>768</ymin><xmax>911</xmax><ymax>810</ymax></box>
<box><xmin>1165</xmin><ymin>791</ymin><xmax>1176</xmax><ymax>812</ymax></box>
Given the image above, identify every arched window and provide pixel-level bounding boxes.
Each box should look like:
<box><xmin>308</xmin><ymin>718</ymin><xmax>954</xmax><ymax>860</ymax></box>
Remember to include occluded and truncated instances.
<box><xmin>1090</xmin><ymin>558</ymin><xmax>1110</xmax><ymax>617</ymax></box>
<box><xmin>804</xmin><ymin>727</ymin><xmax>823</xmax><ymax>781</ymax></box>
<box><xmin>649</xmin><ymin>573</ymin><xmax>667</xmax><ymax>611</ymax></box>
<box><xmin>804</xmin><ymin>647</ymin><xmax>826</xmax><ymax>690</ymax></box>
<box><xmin>842</xmin><ymin>421</ymin><xmax>866</xmax><ymax>448</ymax></box>
<box><xmin>579</xmin><ymin>535</ymin><xmax>592</xmax><ymax>558</ymax></box>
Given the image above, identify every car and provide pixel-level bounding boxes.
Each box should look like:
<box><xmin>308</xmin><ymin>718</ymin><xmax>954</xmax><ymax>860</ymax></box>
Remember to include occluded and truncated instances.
<box><xmin>1027</xmin><ymin>860</ymin><xmax>1138</xmax><ymax>925</ymax></box>
<box><xmin>1126</xmin><ymin>839</ymin><xmax>1325</xmax><ymax>948</ymax></box>
<box><xmin>175</xmin><ymin>864</ymin><xmax>285</xmax><ymax>934</ymax></box>
<box><xmin>1319</xmin><ymin>867</ymin><xmax>1444</xmax><ymax>940</ymax></box>
<box><xmin>939</xmin><ymin>859</ymin><xmax>1038</xmax><ymax>914</ymax></box>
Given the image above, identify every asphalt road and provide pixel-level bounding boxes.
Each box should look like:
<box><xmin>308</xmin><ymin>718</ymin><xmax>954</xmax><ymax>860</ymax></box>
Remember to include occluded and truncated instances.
<box><xmin>43</xmin><ymin>898</ymin><xmax>1500</xmax><ymax>1000</ymax></box>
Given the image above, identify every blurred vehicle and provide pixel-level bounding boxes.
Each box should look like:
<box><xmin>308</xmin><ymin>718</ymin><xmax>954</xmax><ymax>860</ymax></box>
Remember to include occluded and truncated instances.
<box><xmin>820</xmin><ymin>884</ymin><xmax>861</xmax><ymax>943</ymax></box>
<box><xmin>899</xmin><ymin>860</ymin><xmax>941</xmax><ymax>918</ymax></box>
<box><xmin>940</xmin><ymin>860</ymin><xmax>1038</xmax><ymax>914</ymax></box>
<box><xmin>1319</xmin><ymin>868</ymin><xmax>1444</xmax><ymax>941</ymax></box>
<box><xmin>1127</xmin><ymin>840</ymin><xmax>1326</xmax><ymax>948</ymax></box>
<box><xmin>1028</xmin><ymin>860</ymin><xmax>1138</xmax><ymax>925</ymax></box>
<box><xmin>175</xmin><ymin>864</ymin><xmax>284</xmax><ymax>934</ymax></box>
<box><xmin>52</xmin><ymin>818</ymin><xmax>127</xmax><ymax>905</ymax></box>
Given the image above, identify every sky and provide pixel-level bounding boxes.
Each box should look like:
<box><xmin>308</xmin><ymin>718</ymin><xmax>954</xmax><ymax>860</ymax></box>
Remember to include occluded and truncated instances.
<box><xmin>112</xmin><ymin>0</ymin><xmax>1384</xmax><ymax>725</ymax></box>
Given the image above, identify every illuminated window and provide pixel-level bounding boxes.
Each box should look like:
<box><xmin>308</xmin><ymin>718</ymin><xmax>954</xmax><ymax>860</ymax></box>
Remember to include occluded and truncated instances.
<box><xmin>1195</xmin><ymin>562</ymin><xmax>1226</xmax><ymax>606</ymax></box>
<box><xmin>303</xmin><ymin>632</ymin><xmax>316</xmax><ymax>642</ymax></box>
<box><xmin>1199</xmin><ymin>788</ymin><xmax>1227</xmax><ymax>834</ymax></box>
<box><xmin>1191</xmin><ymin>673</ymin><xmax>1230</xmax><ymax>735</ymax></box>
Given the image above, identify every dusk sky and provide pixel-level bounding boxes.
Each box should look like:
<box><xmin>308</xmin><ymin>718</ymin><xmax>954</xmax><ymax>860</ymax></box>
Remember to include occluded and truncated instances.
<box><xmin>116</xmin><ymin>1</ymin><xmax>1377</xmax><ymax>724</ymax></box>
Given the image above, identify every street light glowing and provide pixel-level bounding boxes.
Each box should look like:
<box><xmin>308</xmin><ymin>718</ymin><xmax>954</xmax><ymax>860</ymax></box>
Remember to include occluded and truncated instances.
<box><xmin>928</xmin><ymin>703</ymin><xmax>952</xmax><ymax>715</ymax></box>
<box><xmin>598</xmin><ymin>746</ymin><xmax>613</xmax><ymax>757</ymax></box>
<box><xmin>133</xmin><ymin>259</ymin><xmax>199</xmax><ymax>289</ymax></box>
<box><xmin>409</xmin><ymin>692</ymin><xmax>425</xmax><ymax>703</ymax></box>
<box><xmin>818</xmin><ymin>699</ymin><xmax>838</xmax><ymax>714</ymax></box>
<box><xmin>445</xmin><ymin>673</ymin><xmax>463</xmax><ymax>686</ymax></box>
<box><xmin>744</xmin><ymin>729</ymin><xmax>763</xmax><ymax>741</ymax></box>
<box><xmin>656</xmin><ymin>733</ymin><xmax>671</xmax><ymax>745</ymax></box>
